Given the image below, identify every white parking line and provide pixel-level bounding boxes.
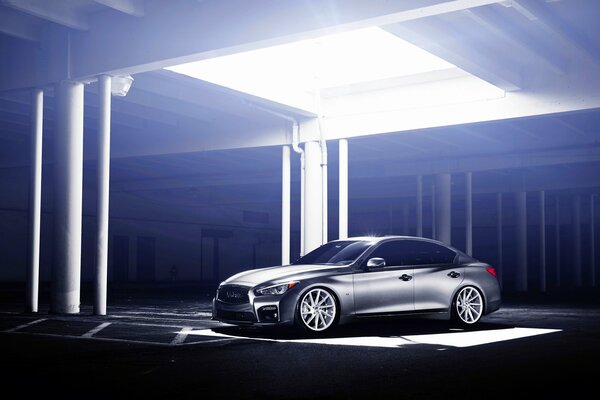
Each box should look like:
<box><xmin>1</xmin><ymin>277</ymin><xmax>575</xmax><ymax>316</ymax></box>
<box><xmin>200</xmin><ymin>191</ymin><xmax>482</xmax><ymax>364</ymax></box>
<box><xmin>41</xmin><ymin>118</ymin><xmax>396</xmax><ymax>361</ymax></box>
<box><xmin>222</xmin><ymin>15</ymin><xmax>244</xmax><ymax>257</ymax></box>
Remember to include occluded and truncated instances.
<box><xmin>118</xmin><ymin>311</ymin><xmax>213</xmax><ymax>318</ymax></box>
<box><xmin>8</xmin><ymin>331</ymin><xmax>172</xmax><ymax>346</ymax></box>
<box><xmin>171</xmin><ymin>327</ymin><xmax>193</xmax><ymax>345</ymax></box>
<box><xmin>82</xmin><ymin>322</ymin><xmax>112</xmax><ymax>338</ymax></box>
<box><xmin>107</xmin><ymin>314</ymin><xmax>222</xmax><ymax>324</ymax></box>
<box><xmin>3</xmin><ymin>318</ymin><xmax>47</xmax><ymax>333</ymax></box>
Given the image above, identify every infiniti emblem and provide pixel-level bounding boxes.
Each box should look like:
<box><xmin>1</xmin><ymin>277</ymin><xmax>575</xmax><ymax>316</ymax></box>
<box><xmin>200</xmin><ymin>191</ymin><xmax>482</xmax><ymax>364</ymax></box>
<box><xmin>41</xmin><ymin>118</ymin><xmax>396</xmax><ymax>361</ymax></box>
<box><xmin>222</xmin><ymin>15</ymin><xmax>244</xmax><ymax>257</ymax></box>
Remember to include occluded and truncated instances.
<box><xmin>226</xmin><ymin>291</ymin><xmax>243</xmax><ymax>299</ymax></box>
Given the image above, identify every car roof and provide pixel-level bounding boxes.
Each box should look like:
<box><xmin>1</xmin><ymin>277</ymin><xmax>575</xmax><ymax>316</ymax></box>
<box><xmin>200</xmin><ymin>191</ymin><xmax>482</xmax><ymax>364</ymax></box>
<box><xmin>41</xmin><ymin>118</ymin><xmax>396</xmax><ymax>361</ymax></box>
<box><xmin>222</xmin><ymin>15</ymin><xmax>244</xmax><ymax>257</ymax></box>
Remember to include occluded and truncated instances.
<box><xmin>334</xmin><ymin>236</ymin><xmax>470</xmax><ymax>257</ymax></box>
<box><xmin>339</xmin><ymin>235</ymin><xmax>438</xmax><ymax>243</ymax></box>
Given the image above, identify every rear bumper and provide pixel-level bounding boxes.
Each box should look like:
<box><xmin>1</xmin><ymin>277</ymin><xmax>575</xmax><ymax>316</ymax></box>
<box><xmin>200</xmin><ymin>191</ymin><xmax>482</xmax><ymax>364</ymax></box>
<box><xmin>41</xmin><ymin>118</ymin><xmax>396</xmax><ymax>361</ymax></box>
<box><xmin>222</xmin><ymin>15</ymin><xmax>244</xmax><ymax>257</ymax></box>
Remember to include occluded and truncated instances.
<box><xmin>486</xmin><ymin>298</ymin><xmax>502</xmax><ymax>314</ymax></box>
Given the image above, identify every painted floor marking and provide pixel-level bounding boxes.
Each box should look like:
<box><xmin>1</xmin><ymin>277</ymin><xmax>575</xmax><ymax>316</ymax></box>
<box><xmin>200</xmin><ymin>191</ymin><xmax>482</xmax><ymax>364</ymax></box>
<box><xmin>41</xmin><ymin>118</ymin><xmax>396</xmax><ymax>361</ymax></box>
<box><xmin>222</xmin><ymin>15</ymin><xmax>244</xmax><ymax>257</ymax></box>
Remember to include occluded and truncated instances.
<box><xmin>3</xmin><ymin>318</ymin><xmax>47</xmax><ymax>333</ymax></box>
<box><xmin>117</xmin><ymin>311</ymin><xmax>213</xmax><ymax>318</ymax></box>
<box><xmin>186</xmin><ymin>327</ymin><xmax>562</xmax><ymax>349</ymax></box>
<box><xmin>171</xmin><ymin>327</ymin><xmax>193</xmax><ymax>345</ymax></box>
<box><xmin>7</xmin><ymin>331</ymin><xmax>172</xmax><ymax>346</ymax></box>
<box><xmin>82</xmin><ymin>322</ymin><xmax>112</xmax><ymax>338</ymax></box>
<box><xmin>107</xmin><ymin>314</ymin><xmax>221</xmax><ymax>324</ymax></box>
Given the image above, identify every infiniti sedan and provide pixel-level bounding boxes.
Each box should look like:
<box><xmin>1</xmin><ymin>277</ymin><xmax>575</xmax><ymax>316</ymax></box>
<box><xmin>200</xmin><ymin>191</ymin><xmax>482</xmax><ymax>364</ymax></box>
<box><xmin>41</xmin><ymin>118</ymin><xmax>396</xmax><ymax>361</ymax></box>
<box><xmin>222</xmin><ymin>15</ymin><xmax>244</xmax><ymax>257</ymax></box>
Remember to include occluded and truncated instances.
<box><xmin>212</xmin><ymin>236</ymin><xmax>501</xmax><ymax>332</ymax></box>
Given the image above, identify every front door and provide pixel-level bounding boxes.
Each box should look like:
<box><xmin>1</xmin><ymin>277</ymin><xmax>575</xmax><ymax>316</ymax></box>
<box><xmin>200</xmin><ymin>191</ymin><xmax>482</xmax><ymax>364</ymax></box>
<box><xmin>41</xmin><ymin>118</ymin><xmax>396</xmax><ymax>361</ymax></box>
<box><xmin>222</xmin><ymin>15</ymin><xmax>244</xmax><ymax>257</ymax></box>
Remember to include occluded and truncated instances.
<box><xmin>353</xmin><ymin>240</ymin><xmax>415</xmax><ymax>315</ymax></box>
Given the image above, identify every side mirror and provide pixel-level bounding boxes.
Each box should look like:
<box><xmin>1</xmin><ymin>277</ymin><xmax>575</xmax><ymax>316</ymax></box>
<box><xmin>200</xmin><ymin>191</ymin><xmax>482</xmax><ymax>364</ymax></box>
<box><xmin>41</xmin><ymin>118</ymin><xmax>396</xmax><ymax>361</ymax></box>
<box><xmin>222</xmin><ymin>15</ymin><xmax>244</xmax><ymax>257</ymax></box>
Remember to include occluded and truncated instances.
<box><xmin>366</xmin><ymin>257</ymin><xmax>386</xmax><ymax>268</ymax></box>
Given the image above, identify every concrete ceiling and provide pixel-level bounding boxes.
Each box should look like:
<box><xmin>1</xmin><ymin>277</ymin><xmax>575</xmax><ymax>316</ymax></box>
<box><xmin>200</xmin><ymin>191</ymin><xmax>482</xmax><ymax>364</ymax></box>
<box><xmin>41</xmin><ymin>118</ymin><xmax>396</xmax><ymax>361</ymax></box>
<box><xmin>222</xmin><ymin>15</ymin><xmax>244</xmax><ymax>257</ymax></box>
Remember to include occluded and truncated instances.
<box><xmin>0</xmin><ymin>0</ymin><xmax>599</xmax><ymax>189</ymax></box>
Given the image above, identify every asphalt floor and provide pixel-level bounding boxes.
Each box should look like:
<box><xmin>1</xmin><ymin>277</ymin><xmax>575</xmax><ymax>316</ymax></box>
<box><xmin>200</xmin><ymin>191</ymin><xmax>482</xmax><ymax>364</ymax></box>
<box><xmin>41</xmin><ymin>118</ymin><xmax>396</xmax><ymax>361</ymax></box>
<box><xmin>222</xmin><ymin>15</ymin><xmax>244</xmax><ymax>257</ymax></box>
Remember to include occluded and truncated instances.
<box><xmin>1</xmin><ymin>286</ymin><xmax>599</xmax><ymax>399</ymax></box>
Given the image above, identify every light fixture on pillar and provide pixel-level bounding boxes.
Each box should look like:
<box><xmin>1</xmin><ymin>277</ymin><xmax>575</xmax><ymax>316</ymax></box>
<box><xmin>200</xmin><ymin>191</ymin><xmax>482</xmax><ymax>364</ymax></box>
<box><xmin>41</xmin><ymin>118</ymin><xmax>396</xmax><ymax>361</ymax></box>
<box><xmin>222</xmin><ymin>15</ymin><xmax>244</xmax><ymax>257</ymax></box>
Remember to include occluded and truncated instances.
<box><xmin>110</xmin><ymin>75</ymin><xmax>134</xmax><ymax>96</ymax></box>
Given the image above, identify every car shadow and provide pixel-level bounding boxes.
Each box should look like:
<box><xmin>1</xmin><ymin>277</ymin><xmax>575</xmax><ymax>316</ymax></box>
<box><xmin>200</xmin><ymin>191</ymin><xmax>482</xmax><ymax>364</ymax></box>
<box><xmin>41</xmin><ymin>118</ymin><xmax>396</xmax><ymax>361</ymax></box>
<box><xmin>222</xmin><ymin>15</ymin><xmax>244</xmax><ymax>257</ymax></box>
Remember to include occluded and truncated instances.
<box><xmin>212</xmin><ymin>317</ymin><xmax>515</xmax><ymax>341</ymax></box>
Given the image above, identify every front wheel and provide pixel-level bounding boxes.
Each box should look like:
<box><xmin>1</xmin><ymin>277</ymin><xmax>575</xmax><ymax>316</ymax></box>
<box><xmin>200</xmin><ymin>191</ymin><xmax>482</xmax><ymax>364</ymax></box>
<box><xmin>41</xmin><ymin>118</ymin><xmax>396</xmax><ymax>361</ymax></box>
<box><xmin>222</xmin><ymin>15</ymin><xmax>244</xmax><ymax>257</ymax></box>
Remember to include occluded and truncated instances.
<box><xmin>452</xmin><ymin>286</ymin><xmax>484</xmax><ymax>325</ymax></box>
<box><xmin>297</xmin><ymin>288</ymin><xmax>337</xmax><ymax>332</ymax></box>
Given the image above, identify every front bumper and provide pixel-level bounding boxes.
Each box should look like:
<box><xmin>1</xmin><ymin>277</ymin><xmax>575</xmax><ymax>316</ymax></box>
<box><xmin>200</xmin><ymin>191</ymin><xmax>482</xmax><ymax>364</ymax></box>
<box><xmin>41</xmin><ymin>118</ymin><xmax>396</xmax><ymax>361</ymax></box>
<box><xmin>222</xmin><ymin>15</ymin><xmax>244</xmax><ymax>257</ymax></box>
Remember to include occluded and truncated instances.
<box><xmin>212</xmin><ymin>288</ymin><xmax>299</xmax><ymax>326</ymax></box>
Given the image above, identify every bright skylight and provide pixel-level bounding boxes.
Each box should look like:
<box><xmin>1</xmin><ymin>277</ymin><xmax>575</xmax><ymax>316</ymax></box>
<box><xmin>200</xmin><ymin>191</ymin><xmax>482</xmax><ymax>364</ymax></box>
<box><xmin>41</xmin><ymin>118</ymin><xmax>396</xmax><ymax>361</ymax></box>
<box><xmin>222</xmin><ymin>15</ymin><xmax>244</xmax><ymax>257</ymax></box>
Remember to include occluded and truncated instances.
<box><xmin>166</xmin><ymin>27</ymin><xmax>458</xmax><ymax>113</ymax></box>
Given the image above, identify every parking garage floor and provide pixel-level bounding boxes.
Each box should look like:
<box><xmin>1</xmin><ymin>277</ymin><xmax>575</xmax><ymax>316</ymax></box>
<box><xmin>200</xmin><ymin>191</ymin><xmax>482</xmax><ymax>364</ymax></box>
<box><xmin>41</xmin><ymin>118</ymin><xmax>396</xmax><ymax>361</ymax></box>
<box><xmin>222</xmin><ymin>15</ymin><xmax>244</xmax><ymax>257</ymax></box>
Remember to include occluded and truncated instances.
<box><xmin>1</xmin><ymin>287</ymin><xmax>599</xmax><ymax>399</ymax></box>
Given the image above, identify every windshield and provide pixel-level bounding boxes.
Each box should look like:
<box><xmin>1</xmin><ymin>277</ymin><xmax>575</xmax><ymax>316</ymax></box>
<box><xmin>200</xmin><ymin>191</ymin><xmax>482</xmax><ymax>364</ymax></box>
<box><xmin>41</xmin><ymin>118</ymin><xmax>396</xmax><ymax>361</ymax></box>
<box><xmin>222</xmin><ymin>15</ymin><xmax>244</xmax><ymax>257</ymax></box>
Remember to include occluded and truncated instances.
<box><xmin>292</xmin><ymin>240</ymin><xmax>372</xmax><ymax>265</ymax></box>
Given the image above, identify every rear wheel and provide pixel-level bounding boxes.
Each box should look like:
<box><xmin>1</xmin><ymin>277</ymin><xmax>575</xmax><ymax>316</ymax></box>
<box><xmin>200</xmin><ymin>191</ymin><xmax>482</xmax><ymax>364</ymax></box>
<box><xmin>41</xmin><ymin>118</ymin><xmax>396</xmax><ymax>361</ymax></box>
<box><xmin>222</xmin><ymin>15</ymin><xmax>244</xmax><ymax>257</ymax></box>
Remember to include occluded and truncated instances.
<box><xmin>297</xmin><ymin>288</ymin><xmax>337</xmax><ymax>332</ymax></box>
<box><xmin>452</xmin><ymin>286</ymin><xmax>484</xmax><ymax>325</ymax></box>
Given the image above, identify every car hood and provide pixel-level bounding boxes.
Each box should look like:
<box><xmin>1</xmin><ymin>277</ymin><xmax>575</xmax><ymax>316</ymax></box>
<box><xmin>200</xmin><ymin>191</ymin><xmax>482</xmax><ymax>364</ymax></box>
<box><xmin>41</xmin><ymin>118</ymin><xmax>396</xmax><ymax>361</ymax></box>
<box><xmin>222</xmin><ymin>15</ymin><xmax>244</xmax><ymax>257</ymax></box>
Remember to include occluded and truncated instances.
<box><xmin>222</xmin><ymin>264</ymin><xmax>343</xmax><ymax>287</ymax></box>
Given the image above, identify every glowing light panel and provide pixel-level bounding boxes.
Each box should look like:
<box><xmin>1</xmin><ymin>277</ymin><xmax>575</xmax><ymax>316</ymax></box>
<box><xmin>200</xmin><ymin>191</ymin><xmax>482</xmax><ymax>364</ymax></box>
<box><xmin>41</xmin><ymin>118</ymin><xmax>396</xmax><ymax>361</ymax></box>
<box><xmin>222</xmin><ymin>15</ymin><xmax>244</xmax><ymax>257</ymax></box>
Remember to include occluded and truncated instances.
<box><xmin>166</xmin><ymin>27</ymin><xmax>456</xmax><ymax>112</ymax></box>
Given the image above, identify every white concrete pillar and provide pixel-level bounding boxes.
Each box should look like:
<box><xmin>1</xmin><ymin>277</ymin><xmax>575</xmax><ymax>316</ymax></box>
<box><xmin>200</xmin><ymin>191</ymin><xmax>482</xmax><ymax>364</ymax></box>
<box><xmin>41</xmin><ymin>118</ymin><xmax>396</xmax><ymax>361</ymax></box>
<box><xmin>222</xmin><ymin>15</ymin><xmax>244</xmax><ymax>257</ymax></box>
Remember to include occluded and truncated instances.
<box><xmin>281</xmin><ymin>145</ymin><xmax>291</xmax><ymax>265</ymax></box>
<box><xmin>338</xmin><ymin>139</ymin><xmax>348</xmax><ymax>240</ymax></box>
<box><xmin>515</xmin><ymin>191</ymin><xmax>528</xmax><ymax>292</ymax></box>
<box><xmin>465</xmin><ymin>172</ymin><xmax>473</xmax><ymax>256</ymax></box>
<box><xmin>573</xmin><ymin>194</ymin><xmax>582</xmax><ymax>286</ymax></box>
<box><xmin>496</xmin><ymin>193</ymin><xmax>503</xmax><ymax>286</ymax></box>
<box><xmin>555</xmin><ymin>195</ymin><xmax>561</xmax><ymax>287</ymax></box>
<box><xmin>539</xmin><ymin>191</ymin><xmax>546</xmax><ymax>293</ymax></box>
<box><xmin>416</xmin><ymin>175</ymin><xmax>423</xmax><ymax>237</ymax></box>
<box><xmin>435</xmin><ymin>173</ymin><xmax>451</xmax><ymax>244</ymax></box>
<box><xmin>26</xmin><ymin>88</ymin><xmax>43</xmax><ymax>313</ymax></box>
<box><xmin>304</xmin><ymin>141</ymin><xmax>323</xmax><ymax>254</ymax></box>
<box><xmin>94</xmin><ymin>75</ymin><xmax>111</xmax><ymax>315</ymax></box>
<box><xmin>591</xmin><ymin>195</ymin><xmax>596</xmax><ymax>287</ymax></box>
<box><xmin>52</xmin><ymin>80</ymin><xmax>84</xmax><ymax>314</ymax></box>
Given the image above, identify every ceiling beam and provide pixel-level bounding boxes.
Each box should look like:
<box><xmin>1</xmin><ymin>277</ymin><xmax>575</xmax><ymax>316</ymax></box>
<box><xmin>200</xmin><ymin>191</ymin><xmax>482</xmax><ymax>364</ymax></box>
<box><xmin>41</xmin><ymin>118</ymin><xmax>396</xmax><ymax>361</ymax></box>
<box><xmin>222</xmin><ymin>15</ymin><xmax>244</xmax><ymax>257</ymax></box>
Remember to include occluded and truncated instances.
<box><xmin>1</xmin><ymin>0</ymin><xmax>89</xmax><ymax>30</ymax></box>
<box><xmin>93</xmin><ymin>0</ymin><xmax>144</xmax><ymax>17</ymax></box>
<box><xmin>384</xmin><ymin>18</ymin><xmax>522</xmax><ymax>91</ymax></box>
<box><xmin>0</xmin><ymin>7</ymin><xmax>41</xmax><ymax>41</ymax></box>
<box><xmin>419</xmin><ymin>132</ymin><xmax>461</xmax><ymax>149</ymax></box>
<box><xmin>504</xmin><ymin>121</ymin><xmax>542</xmax><ymax>139</ymax></box>
<box><xmin>551</xmin><ymin>116</ymin><xmax>586</xmax><ymax>136</ymax></box>
<box><xmin>376</xmin><ymin>135</ymin><xmax>427</xmax><ymax>153</ymax></box>
<box><xmin>453</xmin><ymin>126</ymin><xmax>505</xmax><ymax>145</ymax></box>
<box><xmin>132</xmin><ymin>71</ymin><xmax>296</xmax><ymax>123</ymax></box>
<box><xmin>463</xmin><ymin>7</ymin><xmax>566</xmax><ymax>74</ymax></box>
<box><xmin>509</xmin><ymin>0</ymin><xmax>600</xmax><ymax>62</ymax></box>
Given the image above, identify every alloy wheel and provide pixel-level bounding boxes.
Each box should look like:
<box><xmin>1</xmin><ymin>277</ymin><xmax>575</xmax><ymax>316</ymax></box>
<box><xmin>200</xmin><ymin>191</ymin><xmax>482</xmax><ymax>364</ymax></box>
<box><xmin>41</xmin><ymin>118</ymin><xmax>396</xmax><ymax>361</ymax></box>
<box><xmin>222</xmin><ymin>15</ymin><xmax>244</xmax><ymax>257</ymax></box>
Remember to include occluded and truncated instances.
<box><xmin>299</xmin><ymin>288</ymin><xmax>337</xmax><ymax>332</ymax></box>
<box><xmin>455</xmin><ymin>286</ymin><xmax>483</xmax><ymax>324</ymax></box>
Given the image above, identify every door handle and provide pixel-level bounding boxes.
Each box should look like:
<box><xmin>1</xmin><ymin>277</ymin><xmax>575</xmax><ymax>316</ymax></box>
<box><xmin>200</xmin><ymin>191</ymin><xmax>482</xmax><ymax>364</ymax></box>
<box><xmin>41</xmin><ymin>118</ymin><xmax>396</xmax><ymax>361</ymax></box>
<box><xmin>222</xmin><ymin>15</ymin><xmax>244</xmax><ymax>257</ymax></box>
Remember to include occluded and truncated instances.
<box><xmin>448</xmin><ymin>271</ymin><xmax>460</xmax><ymax>278</ymax></box>
<box><xmin>399</xmin><ymin>274</ymin><xmax>413</xmax><ymax>281</ymax></box>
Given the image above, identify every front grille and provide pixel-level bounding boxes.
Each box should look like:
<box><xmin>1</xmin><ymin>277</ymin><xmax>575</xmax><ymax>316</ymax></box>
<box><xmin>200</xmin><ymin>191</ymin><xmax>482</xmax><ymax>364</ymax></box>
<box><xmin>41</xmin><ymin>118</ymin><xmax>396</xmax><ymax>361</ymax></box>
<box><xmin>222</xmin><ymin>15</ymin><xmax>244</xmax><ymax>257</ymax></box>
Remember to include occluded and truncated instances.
<box><xmin>217</xmin><ymin>285</ymin><xmax>250</xmax><ymax>305</ymax></box>
<box><xmin>216</xmin><ymin>309</ymin><xmax>257</xmax><ymax>323</ymax></box>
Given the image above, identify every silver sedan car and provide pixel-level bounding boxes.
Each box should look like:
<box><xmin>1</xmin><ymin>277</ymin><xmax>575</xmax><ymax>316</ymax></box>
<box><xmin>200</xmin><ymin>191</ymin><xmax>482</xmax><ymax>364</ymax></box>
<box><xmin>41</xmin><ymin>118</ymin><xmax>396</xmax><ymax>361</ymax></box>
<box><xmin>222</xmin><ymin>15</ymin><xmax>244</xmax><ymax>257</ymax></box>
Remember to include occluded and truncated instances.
<box><xmin>212</xmin><ymin>236</ymin><xmax>501</xmax><ymax>332</ymax></box>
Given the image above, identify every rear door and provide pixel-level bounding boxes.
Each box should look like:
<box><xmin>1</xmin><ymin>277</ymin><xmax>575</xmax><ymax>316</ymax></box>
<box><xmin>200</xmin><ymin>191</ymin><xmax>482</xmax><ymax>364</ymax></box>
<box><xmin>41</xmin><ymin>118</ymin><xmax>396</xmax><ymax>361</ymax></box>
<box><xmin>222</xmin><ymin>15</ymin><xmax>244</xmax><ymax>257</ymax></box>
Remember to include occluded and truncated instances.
<box><xmin>407</xmin><ymin>241</ymin><xmax>464</xmax><ymax>311</ymax></box>
<box><xmin>353</xmin><ymin>240</ymin><xmax>414</xmax><ymax>315</ymax></box>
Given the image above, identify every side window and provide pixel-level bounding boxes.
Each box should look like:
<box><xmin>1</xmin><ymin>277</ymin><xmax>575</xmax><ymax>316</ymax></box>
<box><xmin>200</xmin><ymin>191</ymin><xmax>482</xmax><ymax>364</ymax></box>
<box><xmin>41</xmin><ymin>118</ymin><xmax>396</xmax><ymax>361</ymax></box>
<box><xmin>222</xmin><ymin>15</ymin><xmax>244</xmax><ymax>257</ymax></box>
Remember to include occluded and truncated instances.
<box><xmin>366</xmin><ymin>241</ymin><xmax>405</xmax><ymax>267</ymax></box>
<box><xmin>402</xmin><ymin>241</ymin><xmax>456</xmax><ymax>265</ymax></box>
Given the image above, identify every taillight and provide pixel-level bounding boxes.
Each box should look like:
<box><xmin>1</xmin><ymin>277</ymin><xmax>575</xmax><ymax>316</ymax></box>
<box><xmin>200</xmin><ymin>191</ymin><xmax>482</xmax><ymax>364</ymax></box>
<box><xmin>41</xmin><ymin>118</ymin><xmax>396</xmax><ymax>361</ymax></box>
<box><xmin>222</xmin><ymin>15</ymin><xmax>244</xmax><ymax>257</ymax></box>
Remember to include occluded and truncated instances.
<box><xmin>486</xmin><ymin>267</ymin><xmax>497</xmax><ymax>278</ymax></box>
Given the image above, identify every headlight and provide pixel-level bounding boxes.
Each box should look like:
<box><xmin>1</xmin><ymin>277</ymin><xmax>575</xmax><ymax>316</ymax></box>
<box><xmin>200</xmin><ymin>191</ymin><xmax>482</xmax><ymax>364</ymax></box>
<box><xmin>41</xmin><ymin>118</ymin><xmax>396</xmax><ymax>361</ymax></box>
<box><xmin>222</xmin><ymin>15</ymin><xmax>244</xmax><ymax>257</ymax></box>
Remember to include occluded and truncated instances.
<box><xmin>255</xmin><ymin>281</ymin><xmax>299</xmax><ymax>296</ymax></box>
